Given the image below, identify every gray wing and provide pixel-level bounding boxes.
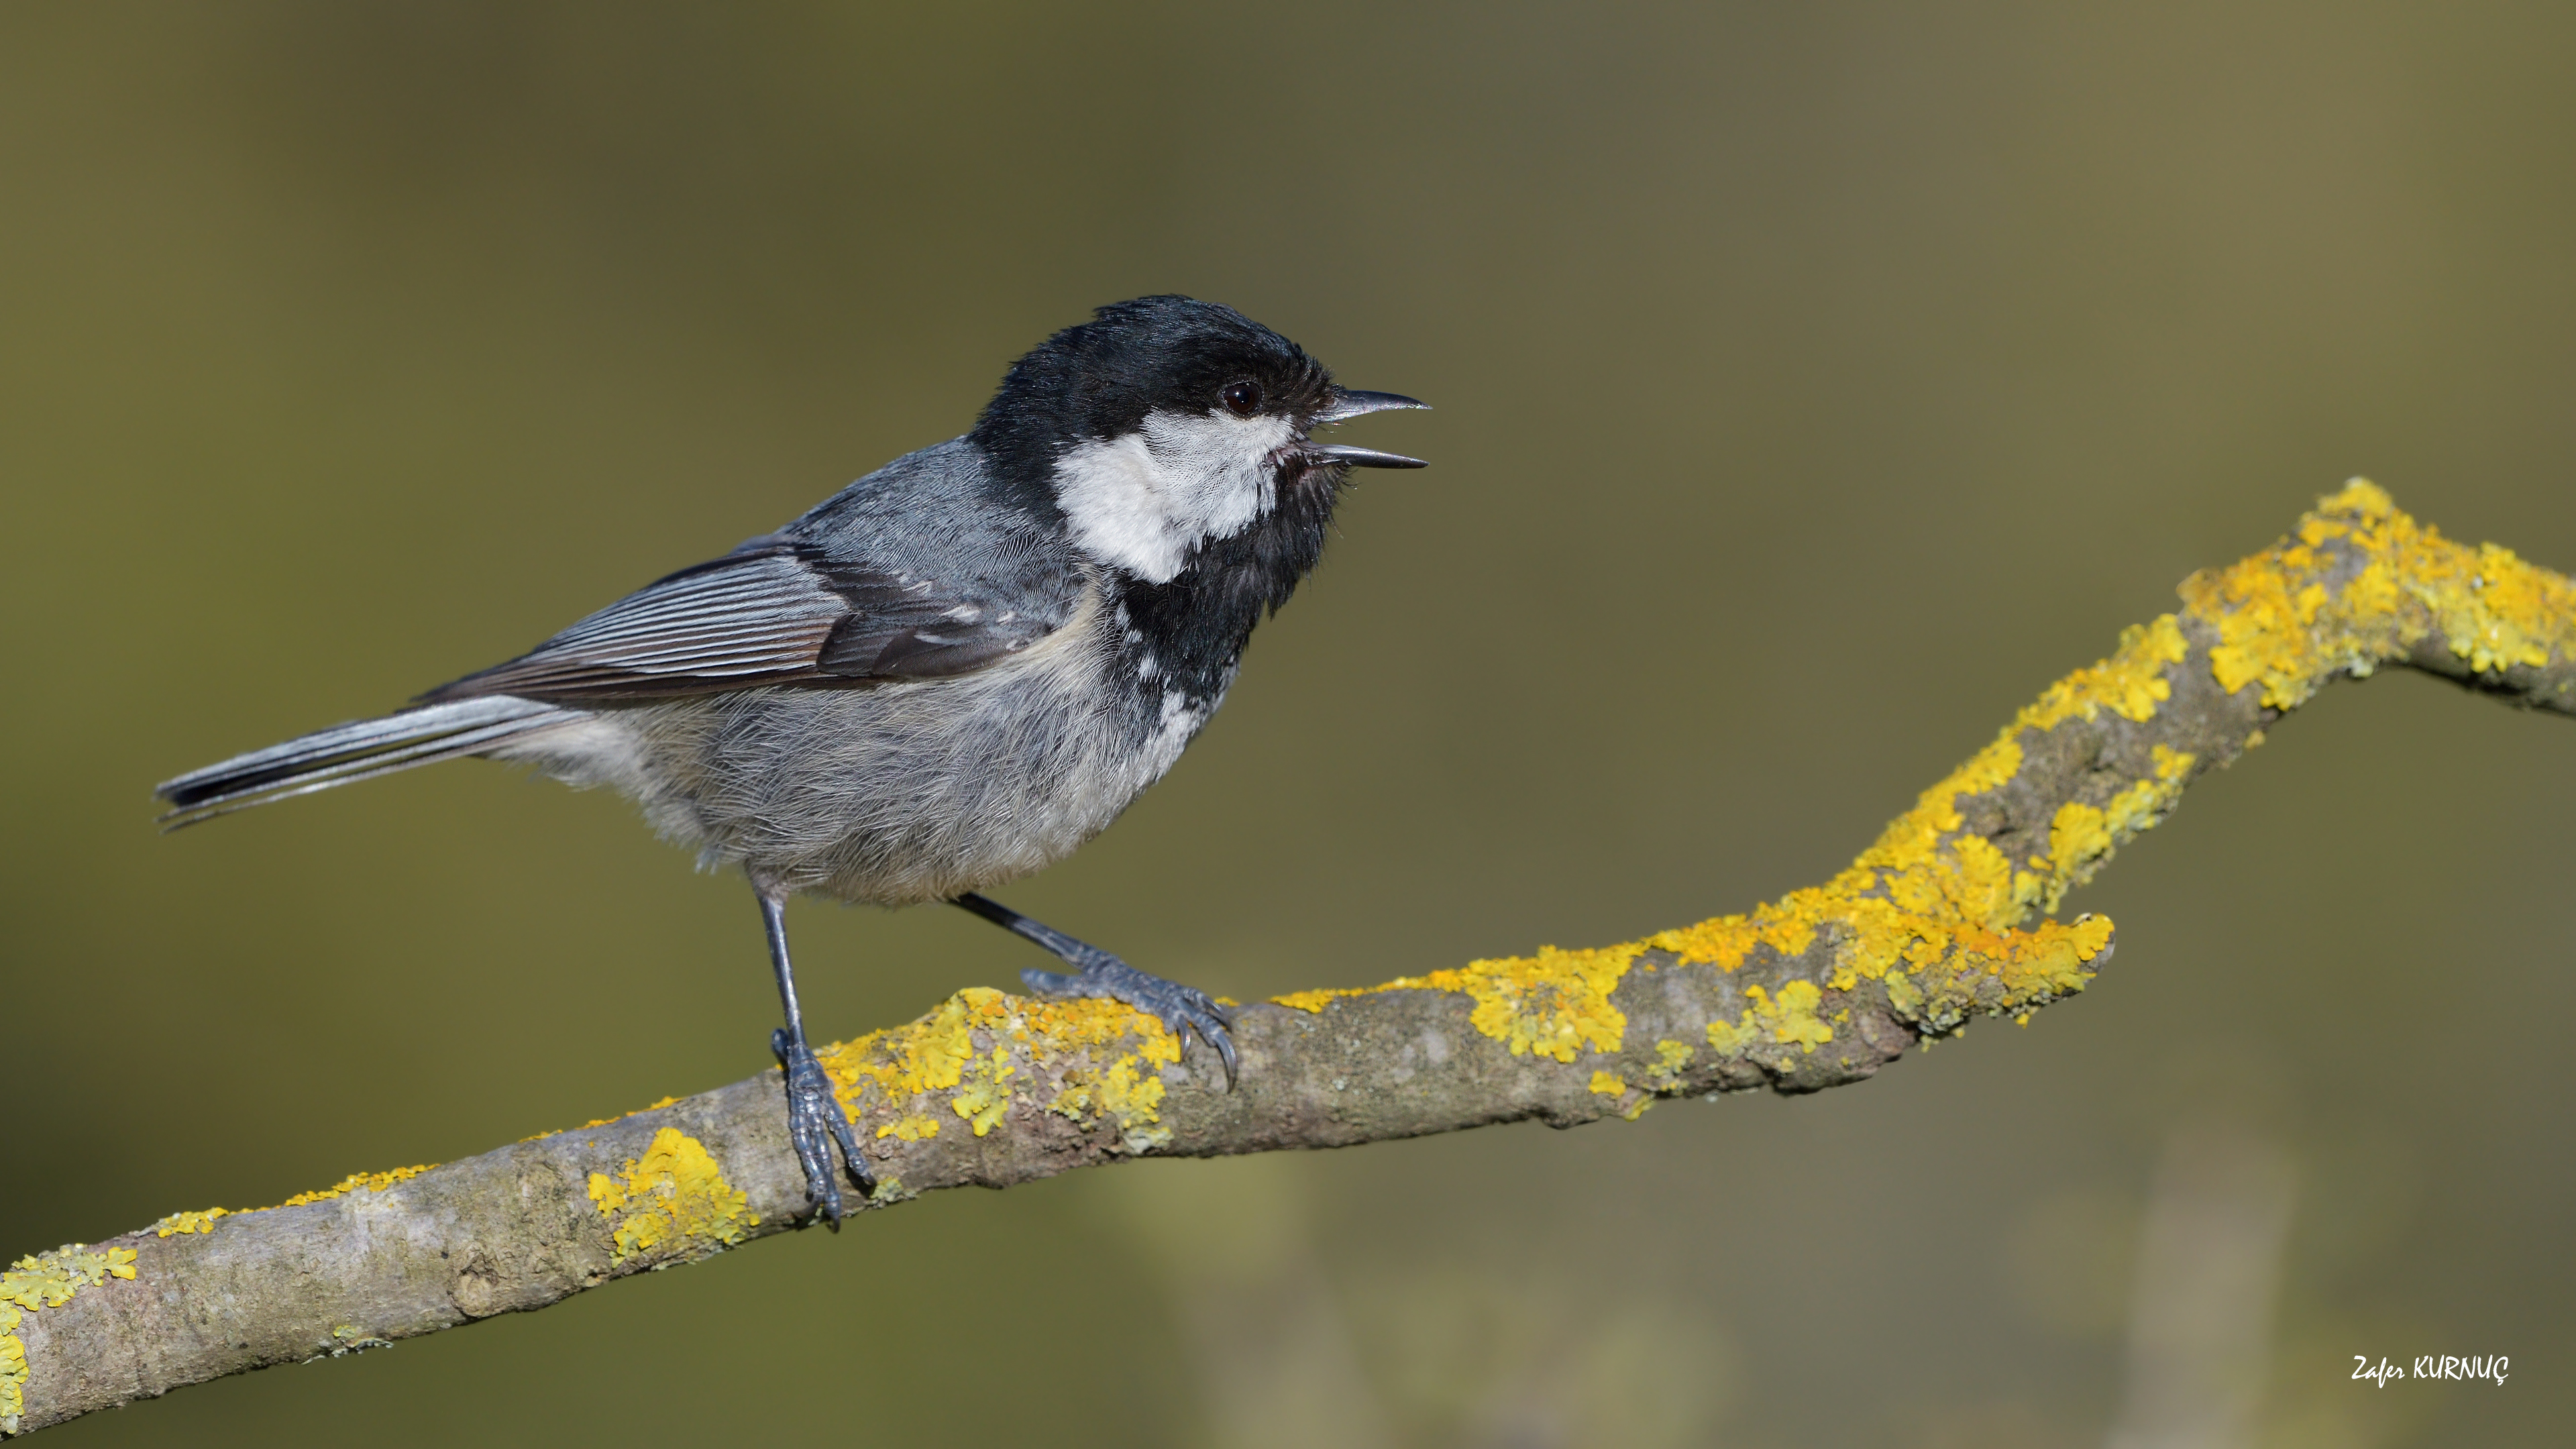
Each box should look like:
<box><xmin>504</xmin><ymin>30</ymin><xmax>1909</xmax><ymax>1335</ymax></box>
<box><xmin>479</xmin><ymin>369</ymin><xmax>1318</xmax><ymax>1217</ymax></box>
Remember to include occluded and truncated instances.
<box><xmin>419</xmin><ymin>535</ymin><xmax>1072</xmax><ymax>703</ymax></box>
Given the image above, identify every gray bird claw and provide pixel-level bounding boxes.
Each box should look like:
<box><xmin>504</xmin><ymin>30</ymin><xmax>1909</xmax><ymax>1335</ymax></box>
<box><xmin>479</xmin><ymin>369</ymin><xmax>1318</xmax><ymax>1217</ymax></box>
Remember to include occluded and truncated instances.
<box><xmin>772</xmin><ymin>1028</ymin><xmax>873</xmax><ymax>1225</ymax></box>
<box><xmin>1020</xmin><ymin>961</ymin><xmax>1238</xmax><ymax>1089</ymax></box>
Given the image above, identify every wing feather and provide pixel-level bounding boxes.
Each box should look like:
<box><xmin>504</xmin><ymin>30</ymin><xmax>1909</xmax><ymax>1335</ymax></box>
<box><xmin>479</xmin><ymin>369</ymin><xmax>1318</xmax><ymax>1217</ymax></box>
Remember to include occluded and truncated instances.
<box><xmin>419</xmin><ymin>541</ymin><xmax>1068</xmax><ymax>702</ymax></box>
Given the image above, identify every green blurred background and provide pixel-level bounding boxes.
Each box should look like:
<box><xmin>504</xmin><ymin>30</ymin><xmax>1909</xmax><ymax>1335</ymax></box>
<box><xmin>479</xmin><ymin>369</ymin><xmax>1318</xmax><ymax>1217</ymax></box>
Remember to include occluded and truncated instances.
<box><xmin>5</xmin><ymin>4</ymin><xmax>2571</xmax><ymax>1446</ymax></box>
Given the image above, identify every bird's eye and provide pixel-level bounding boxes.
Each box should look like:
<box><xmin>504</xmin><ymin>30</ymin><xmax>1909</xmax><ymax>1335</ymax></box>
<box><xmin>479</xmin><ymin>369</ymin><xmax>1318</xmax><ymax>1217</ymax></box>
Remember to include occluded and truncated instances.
<box><xmin>1221</xmin><ymin>381</ymin><xmax>1263</xmax><ymax>417</ymax></box>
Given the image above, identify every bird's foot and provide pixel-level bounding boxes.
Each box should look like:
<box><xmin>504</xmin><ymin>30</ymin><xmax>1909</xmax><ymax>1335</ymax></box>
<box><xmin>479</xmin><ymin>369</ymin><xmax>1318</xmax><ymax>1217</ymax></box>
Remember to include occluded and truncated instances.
<box><xmin>1019</xmin><ymin>959</ymin><xmax>1238</xmax><ymax>1089</ymax></box>
<box><xmin>771</xmin><ymin>1028</ymin><xmax>873</xmax><ymax>1226</ymax></box>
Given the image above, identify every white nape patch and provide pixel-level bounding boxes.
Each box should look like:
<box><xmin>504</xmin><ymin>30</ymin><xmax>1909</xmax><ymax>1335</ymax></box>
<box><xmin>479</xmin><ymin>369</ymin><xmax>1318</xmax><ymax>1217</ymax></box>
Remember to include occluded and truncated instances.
<box><xmin>1052</xmin><ymin>409</ymin><xmax>1296</xmax><ymax>582</ymax></box>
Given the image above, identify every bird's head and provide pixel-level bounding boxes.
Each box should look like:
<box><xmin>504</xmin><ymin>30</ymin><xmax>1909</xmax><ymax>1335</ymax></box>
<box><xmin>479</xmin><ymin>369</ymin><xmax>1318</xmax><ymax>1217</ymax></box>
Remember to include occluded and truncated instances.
<box><xmin>974</xmin><ymin>295</ymin><xmax>1426</xmax><ymax>584</ymax></box>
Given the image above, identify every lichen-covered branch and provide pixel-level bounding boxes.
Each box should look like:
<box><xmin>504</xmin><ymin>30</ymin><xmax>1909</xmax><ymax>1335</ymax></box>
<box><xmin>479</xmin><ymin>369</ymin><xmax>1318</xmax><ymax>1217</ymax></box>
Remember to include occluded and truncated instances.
<box><xmin>9</xmin><ymin>481</ymin><xmax>2571</xmax><ymax>1437</ymax></box>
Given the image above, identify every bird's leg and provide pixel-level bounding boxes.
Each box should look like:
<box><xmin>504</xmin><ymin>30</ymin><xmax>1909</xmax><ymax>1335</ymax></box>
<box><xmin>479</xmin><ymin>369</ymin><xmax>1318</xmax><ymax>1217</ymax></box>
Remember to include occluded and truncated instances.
<box><xmin>951</xmin><ymin>892</ymin><xmax>1236</xmax><ymax>1089</ymax></box>
<box><xmin>758</xmin><ymin>885</ymin><xmax>873</xmax><ymax>1224</ymax></box>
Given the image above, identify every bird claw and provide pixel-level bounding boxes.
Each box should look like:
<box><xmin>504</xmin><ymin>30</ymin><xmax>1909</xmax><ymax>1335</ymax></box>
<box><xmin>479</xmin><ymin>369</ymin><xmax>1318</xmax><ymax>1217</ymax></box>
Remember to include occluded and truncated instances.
<box><xmin>1020</xmin><ymin>960</ymin><xmax>1238</xmax><ymax>1089</ymax></box>
<box><xmin>771</xmin><ymin>1028</ymin><xmax>872</xmax><ymax>1225</ymax></box>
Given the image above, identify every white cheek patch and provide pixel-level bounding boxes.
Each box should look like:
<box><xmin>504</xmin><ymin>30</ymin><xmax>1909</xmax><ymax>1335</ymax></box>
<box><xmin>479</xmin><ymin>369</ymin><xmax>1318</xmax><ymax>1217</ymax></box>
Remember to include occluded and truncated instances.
<box><xmin>1052</xmin><ymin>409</ymin><xmax>1295</xmax><ymax>582</ymax></box>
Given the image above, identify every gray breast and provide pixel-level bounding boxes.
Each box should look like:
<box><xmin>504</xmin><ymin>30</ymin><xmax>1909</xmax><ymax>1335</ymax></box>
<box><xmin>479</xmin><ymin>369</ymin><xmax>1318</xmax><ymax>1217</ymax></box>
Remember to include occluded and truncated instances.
<box><xmin>498</xmin><ymin>582</ymin><xmax>1214</xmax><ymax>906</ymax></box>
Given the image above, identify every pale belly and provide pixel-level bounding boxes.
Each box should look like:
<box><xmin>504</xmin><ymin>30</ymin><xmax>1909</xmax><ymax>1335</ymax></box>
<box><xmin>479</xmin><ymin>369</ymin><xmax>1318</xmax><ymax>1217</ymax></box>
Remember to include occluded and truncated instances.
<box><xmin>493</xmin><ymin>612</ymin><xmax>1214</xmax><ymax>905</ymax></box>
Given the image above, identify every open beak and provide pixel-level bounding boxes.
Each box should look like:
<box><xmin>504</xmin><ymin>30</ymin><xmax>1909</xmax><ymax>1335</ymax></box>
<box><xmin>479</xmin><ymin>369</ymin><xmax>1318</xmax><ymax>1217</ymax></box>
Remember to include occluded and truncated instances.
<box><xmin>1307</xmin><ymin>388</ymin><xmax>1430</xmax><ymax>468</ymax></box>
<box><xmin>1307</xmin><ymin>443</ymin><xmax>1428</xmax><ymax>469</ymax></box>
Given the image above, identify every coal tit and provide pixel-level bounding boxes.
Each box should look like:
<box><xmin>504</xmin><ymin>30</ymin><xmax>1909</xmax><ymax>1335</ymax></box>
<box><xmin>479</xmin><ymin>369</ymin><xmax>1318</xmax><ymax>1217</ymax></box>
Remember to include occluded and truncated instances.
<box><xmin>156</xmin><ymin>296</ymin><xmax>1428</xmax><ymax>1221</ymax></box>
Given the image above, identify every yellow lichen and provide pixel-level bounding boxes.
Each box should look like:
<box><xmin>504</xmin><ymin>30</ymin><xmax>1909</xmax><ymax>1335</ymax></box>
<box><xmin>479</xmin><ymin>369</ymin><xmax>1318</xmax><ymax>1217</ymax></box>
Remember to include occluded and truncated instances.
<box><xmin>1280</xmin><ymin>944</ymin><xmax>1643</xmax><ymax>1061</ymax></box>
<box><xmin>1636</xmin><ymin>725</ymin><xmax>2119</xmax><ymax>1030</ymax></box>
<box><xmin>128</xmin><ymin>1163</ymin><xmax>437</xmax><ymax>1258</ymax></box>
<box><xmin>2183</xmin><ymin>478</ymin><xmax>2576</xmax><ymax>710</ymax></box>
<box><xmin>2047</xmin><ymin>801</ymin><xmax>2112</xmax><ymax>884</ymax></box>
<box><xmin>1096</xmin><ymin>1057</ymin><xmax>1171</xmax><ymax>1150</ymax></box>
<box><xmin>585</xmin><ymin>1127</ymin><xmax>755</xmax><ymax>1265</ymax></box>
<box><xmin>1589</xmin><ymin>1070</ymin><xmax>1654</xmax><ymax>1121</ymax></box>
<box><xmin>825</xmin><ymin>989</ymin><xmax>983</xmax><ymax>1141</ymax></box>
<box><xmin>1706</xmin><ymin>981</ymin><xmax>1836</xmax><ymax>1058</ymax></box>
<box><xmin>949</xmin><ymin>1048</ymin><xmax>1017</xmax><ymax>1137</ymax></box>
<box><xmin>3</xmin><ymin>1245</ymin><xmax>139</xmax><ymax>1432</ymax></box>
<box><xmin>811</xmin><ymin>987</ymin><xmax>1184</xmax><ymax>1158</ymax></box>
<box><xmin>511</xmin><ymin>987</ymin><xmax>1191</xmax><ymax>1169</ymax></box>
<box><xmin>1763</xmin><ymin>982</ymin><xmax>1835</xmax><ymax>1050</ymax></box>
<box><xmin>1440</xmin><ymin>944</ymin><xmax>1635</xmax><ymax>1063</ymax></box>
<box><xmin>2035</xmin><ymin>745</ymin><xmax>2196</xmax><ymax>913</ymax></box>
<box><xmin>150</xmin><ymin>1208</ymin><xmax>229</xmax><ymax>1238</ymax></box>
<box><xmin>1271</xmin><ymin>987</ymin><xmax>1368</xmax><ymax>1012</ymax></box>
<box><xmin>1646</xmin><ymin>1039</ymin><xmax>1695</xmax><ymax>1088</ymax></box>
<box><xmin>2021</xmin><ymin>614</ymin><xmax>2194</xmax><ymax>733</ymax></box>
<box><xmin>274</xmin><ymin>1165</ymin><xmax>433</xmax><ymax>1209</ymax></box>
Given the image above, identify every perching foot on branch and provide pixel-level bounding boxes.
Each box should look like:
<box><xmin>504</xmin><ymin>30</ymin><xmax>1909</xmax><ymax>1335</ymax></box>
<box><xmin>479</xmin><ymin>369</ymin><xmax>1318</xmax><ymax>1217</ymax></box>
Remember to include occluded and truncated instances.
<box><xmin>955</xmin><ymin>892</ymin><xmax>1240</xmax><ymax>1088</ymax></box>
<box><xmin>771</xmin><ymin>1028</ymin><xmax>873</xmax><ymax>1224</ymax></box>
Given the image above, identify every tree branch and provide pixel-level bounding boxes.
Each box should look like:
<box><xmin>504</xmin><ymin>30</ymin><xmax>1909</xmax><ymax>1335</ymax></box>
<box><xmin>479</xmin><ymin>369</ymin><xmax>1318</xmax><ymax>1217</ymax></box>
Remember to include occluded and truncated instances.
<box><xmin>9</xmin><ymin>480</ymin><xmax>2571</xmax><ymax>1437</ymax></box>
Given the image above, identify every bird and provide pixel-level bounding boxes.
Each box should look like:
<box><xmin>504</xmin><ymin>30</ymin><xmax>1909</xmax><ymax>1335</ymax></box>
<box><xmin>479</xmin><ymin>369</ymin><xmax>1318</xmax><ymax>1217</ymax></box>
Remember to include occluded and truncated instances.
<box><xmin>154</xmin><ymin>296</ymin><xmax>1428</xmax><ymax>1222</ymax></box>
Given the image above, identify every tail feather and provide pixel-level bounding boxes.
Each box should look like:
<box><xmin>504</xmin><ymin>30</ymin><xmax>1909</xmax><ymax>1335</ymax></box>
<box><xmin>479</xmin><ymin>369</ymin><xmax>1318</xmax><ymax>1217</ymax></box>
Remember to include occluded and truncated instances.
<box><xmin>155</xmin><ymin>696</ymin><xmax>578</xmax><ymax>828</ymax></box>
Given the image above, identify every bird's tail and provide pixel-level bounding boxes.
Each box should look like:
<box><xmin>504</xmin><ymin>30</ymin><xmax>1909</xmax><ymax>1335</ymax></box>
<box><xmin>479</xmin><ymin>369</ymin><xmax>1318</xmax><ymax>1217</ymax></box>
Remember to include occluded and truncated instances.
<box><xmin>154</xmin><ymin>696</ymin><xmax>584</xmax><ymax>829</ymax></box>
